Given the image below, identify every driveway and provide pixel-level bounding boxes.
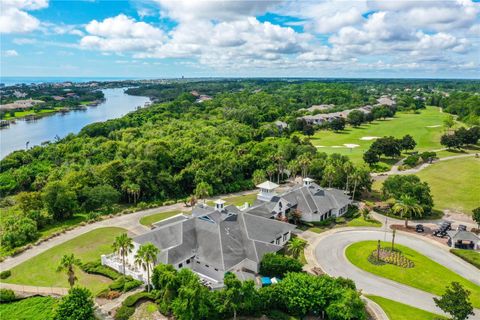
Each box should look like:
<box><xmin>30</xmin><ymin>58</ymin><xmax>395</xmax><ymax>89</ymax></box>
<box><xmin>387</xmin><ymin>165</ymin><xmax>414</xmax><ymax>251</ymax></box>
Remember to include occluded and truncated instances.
<box><xmin>311</xmin><ymin>229</ymin><xmax>480</xmax><ymax>318</ymax></box>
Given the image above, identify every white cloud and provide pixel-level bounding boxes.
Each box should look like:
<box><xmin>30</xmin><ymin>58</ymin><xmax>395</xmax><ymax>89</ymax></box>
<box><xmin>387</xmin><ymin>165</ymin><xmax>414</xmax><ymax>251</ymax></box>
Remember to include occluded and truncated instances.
<box><xmin>3</xmin><ymin>49</ymin><xmax>19</xmax><ymax>57</ymax></box>
<box><xmin>154</xmin><ymin>0</ymin><xmax>279</xmax><ymax>21</ymax></box>
<box><xmin>0</xmin><ymin>0</ymin><xmax>48</xmax><ymax>34</ymax></box>
<box><xmin>80</xmin><ymin>14</ymin><xmax>166</xmax><ymax>52</ymax></box>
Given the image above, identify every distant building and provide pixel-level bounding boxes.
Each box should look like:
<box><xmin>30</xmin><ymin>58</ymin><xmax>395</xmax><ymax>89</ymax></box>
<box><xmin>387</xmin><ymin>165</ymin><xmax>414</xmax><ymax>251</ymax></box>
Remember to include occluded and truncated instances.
<box><xmin>195</xmin><ymin>95</ymin><xmax>212</xmax><ymax>103</ymax></box>
<box><xmin>376</xmin><ymin>96</ymin><xmax>396</xmax><ymax>107</ymax></box>
<box><xmin>0</xmin><ymin>99</ymin><xmax>45</xmax><ymax>110</ymax></box>
<box><xmin>300</xmin><ymin>105</ymin><xmax>372</xmax><ymax>125</ymax></box>
<box><xmin>302</xmin><ymin>104</ymin><xmax>335</xmax><ymax>112</ymax></box>
<box><xmin>275</xmin><ymin>120</ymin><xmax>288</xmax><ymax>131</ymax></box>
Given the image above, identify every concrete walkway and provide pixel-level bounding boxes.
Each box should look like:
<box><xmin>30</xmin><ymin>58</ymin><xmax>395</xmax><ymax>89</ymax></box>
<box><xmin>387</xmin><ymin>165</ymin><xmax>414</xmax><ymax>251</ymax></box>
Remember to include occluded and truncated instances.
<box><xmin>301</xmin><ymin>227</ymin><xmax>480</xmax><ymax>319</ymax></box>
<box><xmin>371</xmin><ymin>153</ymin><xmax>476</xmax><ymax>178</ymax></box>
<box><xmin>0</xmin><ymin>282</ymin><xmax>68</xmax><ymax>296</ymax></box>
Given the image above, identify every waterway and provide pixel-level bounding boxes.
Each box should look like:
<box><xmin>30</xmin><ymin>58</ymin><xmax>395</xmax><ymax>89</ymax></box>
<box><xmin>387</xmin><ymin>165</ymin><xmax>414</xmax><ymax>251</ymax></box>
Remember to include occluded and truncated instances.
<box><xmin>0</xmin><ymin>88</ymin><xmax>150</xmax><ymax>159</ymax></box>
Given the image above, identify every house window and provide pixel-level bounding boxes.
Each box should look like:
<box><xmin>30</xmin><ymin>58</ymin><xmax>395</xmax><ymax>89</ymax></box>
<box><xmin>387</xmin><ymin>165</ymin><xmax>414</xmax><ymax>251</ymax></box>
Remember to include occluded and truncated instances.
<box><xmin>205</xmin><ymin>264</ymin><xmax>209</xmax><ymax>268</ymax></box>
<box><xmin>186</xmin><ymin>259</ymin><xmax>190</xmax><ymax>264</ymax></box>
<box><xmin>179</xmin><ymin>263</ymin><xmax>183</xmax><ymax>268</ymax></box>
<box><xmin>196</xmin><ymin>261</ymin><xmax>200</xmax><ymax>264</ymax></box>
<box><xmin>275</xmin><ymin>237</ymin><xmax>281</xmax><ymax>245</ymax></box>
<box><xmin>214</xmin><ymin>268</ymin><xmax>219</xmax><ymax>271</ymax></box>
<box><xmin>283</xmin><ymin>232</ymin><xmax>289</xmax><ymax>241</ymax></box>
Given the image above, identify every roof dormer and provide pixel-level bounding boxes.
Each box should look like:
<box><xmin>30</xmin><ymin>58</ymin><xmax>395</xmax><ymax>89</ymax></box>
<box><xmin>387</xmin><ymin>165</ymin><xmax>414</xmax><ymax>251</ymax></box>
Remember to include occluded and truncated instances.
<box><xmin>214</xmin><ymin>199</ymin><xmax>226</xmax><ymax>211</ymax></box>
<box><xmin>303</xmin><ymin>177</ymin><xmax>314</xmax><ymax>187</ymax></box>
<box><xmin>256</xmin><ymin>180</ymin><xmax>279</xmax><ymax>201</ymax></box>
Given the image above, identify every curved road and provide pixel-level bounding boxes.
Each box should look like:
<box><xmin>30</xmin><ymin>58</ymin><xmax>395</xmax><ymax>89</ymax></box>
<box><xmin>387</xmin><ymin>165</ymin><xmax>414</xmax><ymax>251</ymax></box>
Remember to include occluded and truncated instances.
<box><xmin>313</xmin><ymin>229</ymin><xmax>480</xmax><ymax>318</ymax></box>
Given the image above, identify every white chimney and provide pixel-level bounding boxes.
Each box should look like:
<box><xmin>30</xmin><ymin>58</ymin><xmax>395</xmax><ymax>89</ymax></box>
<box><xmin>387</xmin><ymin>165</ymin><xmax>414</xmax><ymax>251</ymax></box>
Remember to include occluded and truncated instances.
<box><xmin>214</xmin><ymin>199</ymin><xmax>226</xmax><ymax>211</ymax></box>
<box><xmin>256</xmin><ymin>181</ymin><xmax>279</xmax><ymax>201</ymax></box>
<box><xmin>303</xmin><ymin>177</ymin><xmax>314</xmax><ymax>187</ymax></box>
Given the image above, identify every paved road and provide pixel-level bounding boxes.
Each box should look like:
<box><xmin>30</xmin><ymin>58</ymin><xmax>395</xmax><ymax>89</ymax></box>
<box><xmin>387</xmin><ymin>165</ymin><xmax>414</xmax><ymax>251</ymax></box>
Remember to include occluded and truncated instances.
<box><xmin>313</xmin><ymin>229</ymin><xmax>480</xmax><ymax>318</ymax></box>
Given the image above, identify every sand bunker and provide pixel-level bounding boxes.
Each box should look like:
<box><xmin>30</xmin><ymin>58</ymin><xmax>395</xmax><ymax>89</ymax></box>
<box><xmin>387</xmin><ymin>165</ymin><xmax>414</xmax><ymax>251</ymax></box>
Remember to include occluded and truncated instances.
<box><xmin>426</xmin><ymin>125</ymin><xmax>441</xmax><ymax>128</ymax></box>
<box><xmin>344</xmin><ymin>144</ymin><xmax>360</xmax><ymax>148</ymax></box>
<box><xmin>331</xmin><ymin>146</ymin><xmax>343</xmax><ymax>148</ymax></box>
<box><xmin>315</xmin><ymin>145</ymin><xmax>326</xmax><ymax>148</ymax></box>
<box><xmin>360</xmin><ymin>136</ymin><xmax>379</xmax><ymax>141</ymax></box>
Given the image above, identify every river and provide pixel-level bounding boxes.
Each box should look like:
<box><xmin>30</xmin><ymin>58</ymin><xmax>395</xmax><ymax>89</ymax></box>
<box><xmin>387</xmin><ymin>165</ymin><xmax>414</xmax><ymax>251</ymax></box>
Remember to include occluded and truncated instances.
<box><xmin>0</xmin><ymin>88</ymin><xmax>150</xmax><ymax>159</ymax></box>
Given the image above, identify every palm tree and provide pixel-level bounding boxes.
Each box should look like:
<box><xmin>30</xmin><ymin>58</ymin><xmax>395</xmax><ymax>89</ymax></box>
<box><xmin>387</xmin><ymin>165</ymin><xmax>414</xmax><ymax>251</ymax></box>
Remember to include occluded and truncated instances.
<box><xmin>135</xmin><ymin>242</ymin><xmax>159</xmax><ymax>292</ymax></box>
<box><xmin>113</xmin><ymin>233</ymin><xmax>134</xmax><ymax>275</ymax></box>
<box><xmin>57</xmin><ymin>254</ymin><xmax>81</xmax><ymax>288</ymax></box>
<box><xmin>343</xmin><ymin>162</ymin><xmax>354</xmax><ymax>192</ymax></box>
<box><xmin>297</xmin><ymin>154</ymin><xmax>312</xmax><ymax>178</ymax></box>
<box><xmin>287</xmin><ymin>237</ymin><xmax>307</xmax><ymax>259</ymax></box>
<box><xmin>350</xmin><ymin>169</ymin><xmax>362</xmax><ymax>199</ymax></box>
<box><xmin>392</xmin><ymin>195</ymin><xmax>424</xmax><ymax>228</ymax></box>
<box><xmin>323</xmin><ymin>164</ymin><xmax>336</xmax><ymax>188</ymax></box>
<box><xmin>195</xmin><ymin>181</ymin><xmax>212</xmax><ymax>204</ymax></box>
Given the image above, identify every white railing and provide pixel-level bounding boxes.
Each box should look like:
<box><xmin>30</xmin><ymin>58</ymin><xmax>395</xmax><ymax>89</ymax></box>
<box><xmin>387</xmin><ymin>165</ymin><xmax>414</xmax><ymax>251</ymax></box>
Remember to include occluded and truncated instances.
<box><xmin>101</xmin><ymin>254</ymin><xmax>145</xmax><ymax>282</ymax></box>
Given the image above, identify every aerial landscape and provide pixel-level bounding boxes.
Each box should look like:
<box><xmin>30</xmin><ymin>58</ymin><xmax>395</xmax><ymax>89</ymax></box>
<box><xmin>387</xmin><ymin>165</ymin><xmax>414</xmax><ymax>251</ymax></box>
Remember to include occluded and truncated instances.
<box><xmin>0</xmin><ymin>1</ymin><xmax>479</xmax><ymax>320</ymax></box>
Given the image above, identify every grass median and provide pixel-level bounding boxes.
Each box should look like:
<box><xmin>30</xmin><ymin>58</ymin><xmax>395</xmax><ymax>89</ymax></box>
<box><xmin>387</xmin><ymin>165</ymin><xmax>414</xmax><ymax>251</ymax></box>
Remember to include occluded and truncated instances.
<box><xmin>346</xmin><ymin>241</ymin><xmax>480</xmax><ymax>308</ymax></box>
<box><xmin>367</xmin><ymin>295</ymin><xmax>446</xmax><ymax>320</ymax></box>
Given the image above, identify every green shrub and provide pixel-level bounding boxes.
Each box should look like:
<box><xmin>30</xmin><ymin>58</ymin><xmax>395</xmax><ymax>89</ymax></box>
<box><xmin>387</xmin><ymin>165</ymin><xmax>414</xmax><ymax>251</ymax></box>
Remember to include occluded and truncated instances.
<box><xmin>450</xmin><ymin>249</ymin><xmax>480</xmax><ymax>269</ymax></box>
<box><xmin>114</xmin><ymin>305</ymin><xmax>134</xmax><ymax>320</ymax></box>
<box><xmin>80</xmin><ymin>260</ymin><xmax>120</xmax><ymax>280</ymax></box>
<box><xmin>403</xmin><ymin>154</ymin><xmax>420</xmax><ymax>167</ymax></box>
<box><xmin>108</xmin><ymin>276</ymin><xmax>143</xmax><ymax>292</ymax></box>
<box><xmin>260</xmin><ymin>253</ymin><xmax>303</xmax><ymax>278</ymax></box>
<box><xmin>123</xmin><ymin>279</ymin><xmax>143</xmax><ymax>292</ymax></box>
<box><xmin>265</xmin><ymin>309</ymin><xmax>294</xmax><ymax>320</ymax></box>
<box><xmin>0</xmin><ymin>270</ymin><xmax>11</xmax><ymax>279</ymax></box>
<box><xmin>123</xmin><ymin>292</ymin><xmax>154</xmax><ymax>307</ymax></box>
<box><xmin>0</xmin><ymin>289</ymin><xmax>16</xmax><ymax>303</ymax></box>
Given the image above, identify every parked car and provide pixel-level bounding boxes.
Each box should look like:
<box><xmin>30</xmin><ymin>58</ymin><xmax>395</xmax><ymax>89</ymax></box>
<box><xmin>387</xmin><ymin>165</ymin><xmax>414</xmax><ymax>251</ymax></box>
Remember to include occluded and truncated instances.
<box><xmin>433</xmin><ymin>221</ymin><xmax>452</xmax><ymax>237</ymax></box>
<box><xmin>416</xmin><ymin>224</ymin><xmax>425</xmax><ymax>233</ymax></box>
<box><xmin>457</xmin><ymin>224</ymin><xmax>467</xmax><ymax>231</ymax></box>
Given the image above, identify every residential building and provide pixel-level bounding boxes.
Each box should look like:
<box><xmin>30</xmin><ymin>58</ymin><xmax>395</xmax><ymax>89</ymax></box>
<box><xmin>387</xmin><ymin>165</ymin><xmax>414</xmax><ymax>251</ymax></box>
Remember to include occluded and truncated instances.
<box><xmin>248</xmin><ymin>178</ymin><xmax>352</xmax><ymax>222</ymax></box>
<box><xmin>102</xmin><ymin>199</ymin><xmax>295</xmax><ymax>288</ymax></box>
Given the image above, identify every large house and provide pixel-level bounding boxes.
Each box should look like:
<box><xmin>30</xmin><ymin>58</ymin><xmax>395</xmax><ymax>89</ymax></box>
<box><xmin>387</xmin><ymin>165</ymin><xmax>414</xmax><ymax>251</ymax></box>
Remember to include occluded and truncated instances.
<box><xmin>102</xmin><ymin>198</ymin><xmax>295</xmax><ymax>288</ymax></box>
<box><xmin>101</xmin><ymin>178</ymin><xmax>350</xmax><ymax>287</ymax></box>
<box><xmin>248</xmin><ymin>178</ymin><xmax>352</xmax><ymax>222</ymax></box>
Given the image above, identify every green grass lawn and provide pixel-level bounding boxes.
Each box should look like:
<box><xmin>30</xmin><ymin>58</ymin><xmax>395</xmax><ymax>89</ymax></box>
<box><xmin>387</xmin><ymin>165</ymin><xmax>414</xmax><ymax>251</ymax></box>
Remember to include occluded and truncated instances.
<box><xmin>309</xmin><ymin>107</ymin><xmax>454</xmax><ymax>165</ymax></box>
<box><xmin>139</xmin><ymin>210</ymin><xmax>184</xmax><ymax>226</ymax></box>
<box><xmin>2</xmin><ymin>227</ymin><xmax>125</xmax><ymax>294</ymax></box>
<box><xmin>0</xmin><ymin>296</ymin><xmax>58</xmax><ymax>320</ymax></box>
<box><xmin>308</xmin><ymin>215</ymin><xmax>381</xmax><ymax>233</ymax></box>
<box><xmin>3</xmin><ymin>107</ymin><xmax>64</xmax><ymax>120</ymax></box>
<box><xmin>367</xmin><ymin>295</ymin><xmax>446</xmax><ymax>320</ymax></box>
<box><xmin>346</xmin><ymin>241</ymin><xmax>480</xmax><ymax>308</ymax></box>
<box><xmin>206</xmin><ymin>193</ymin><xmax>258</xmax><ymax>207</ymax></box>
<box><xmin>450</xmin><ymin>249</ymin><xmax>480</xmax><ymax>269</ymax></box>
<box><xmin>415</xmin><ymin>157</ymin><xmax>480</xmax><ymax>214</ymax></box>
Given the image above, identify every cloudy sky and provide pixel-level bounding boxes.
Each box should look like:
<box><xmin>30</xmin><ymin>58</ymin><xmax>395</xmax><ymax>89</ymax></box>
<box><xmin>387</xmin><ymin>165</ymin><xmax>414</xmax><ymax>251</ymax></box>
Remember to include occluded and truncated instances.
<box><xmin>1</xmin><ymin>0</ymin><xmax>479</xmax><ymax>78</ymax></box>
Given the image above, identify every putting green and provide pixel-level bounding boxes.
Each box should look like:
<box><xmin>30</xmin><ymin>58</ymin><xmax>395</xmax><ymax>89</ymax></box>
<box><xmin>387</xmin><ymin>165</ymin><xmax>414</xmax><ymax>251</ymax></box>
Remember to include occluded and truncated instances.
<box><xmin>309</xmin><ymin>107</ymin><xmax>456</xmax><ymax>164</ymax></box>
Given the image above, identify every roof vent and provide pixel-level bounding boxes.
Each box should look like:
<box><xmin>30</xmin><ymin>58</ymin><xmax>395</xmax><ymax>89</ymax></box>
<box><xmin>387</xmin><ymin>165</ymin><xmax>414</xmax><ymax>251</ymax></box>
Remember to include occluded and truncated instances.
<box><xmin>303</xmin><ymin>177</ymin><xmax>314</xmax><ymax>187</ymax></box>
<box><xmin>214</xmin><ymin>199</ymin><xmax>226</xmax><ymax>211</ymax></box>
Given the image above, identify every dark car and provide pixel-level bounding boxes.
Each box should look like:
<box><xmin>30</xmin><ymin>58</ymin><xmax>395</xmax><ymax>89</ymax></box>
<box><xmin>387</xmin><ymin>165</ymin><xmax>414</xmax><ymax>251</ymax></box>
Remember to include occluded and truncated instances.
<box><xmin>433</xmin><ymin>221</ymin><xmax>452</xmax><ymax>237</ymax></box>
<box><xmin>457</xmin><ymin>224</ymin><xmax>467</xmax><ymax>231</ymax></box>
<box><xmin>416</xmin><ymin>224</ymin><xmax>425</xmax><ymax>233</ymax></box>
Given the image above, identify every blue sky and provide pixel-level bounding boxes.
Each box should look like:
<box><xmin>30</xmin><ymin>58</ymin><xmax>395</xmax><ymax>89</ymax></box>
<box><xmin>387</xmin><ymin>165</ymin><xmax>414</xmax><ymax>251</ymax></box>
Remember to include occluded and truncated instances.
<box><xmin>1</xmin><ymin>0</ymin><xmax>479</xmax><ymax>78</ymax></box>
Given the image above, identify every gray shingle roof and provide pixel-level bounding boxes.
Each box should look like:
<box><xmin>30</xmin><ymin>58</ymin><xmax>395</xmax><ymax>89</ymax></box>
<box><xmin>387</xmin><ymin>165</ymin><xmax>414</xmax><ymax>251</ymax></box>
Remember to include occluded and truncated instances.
<box><xmin>134</xmin><ymin>203</ymin><xmax>295</xmax><ymax>272</ymax></box>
